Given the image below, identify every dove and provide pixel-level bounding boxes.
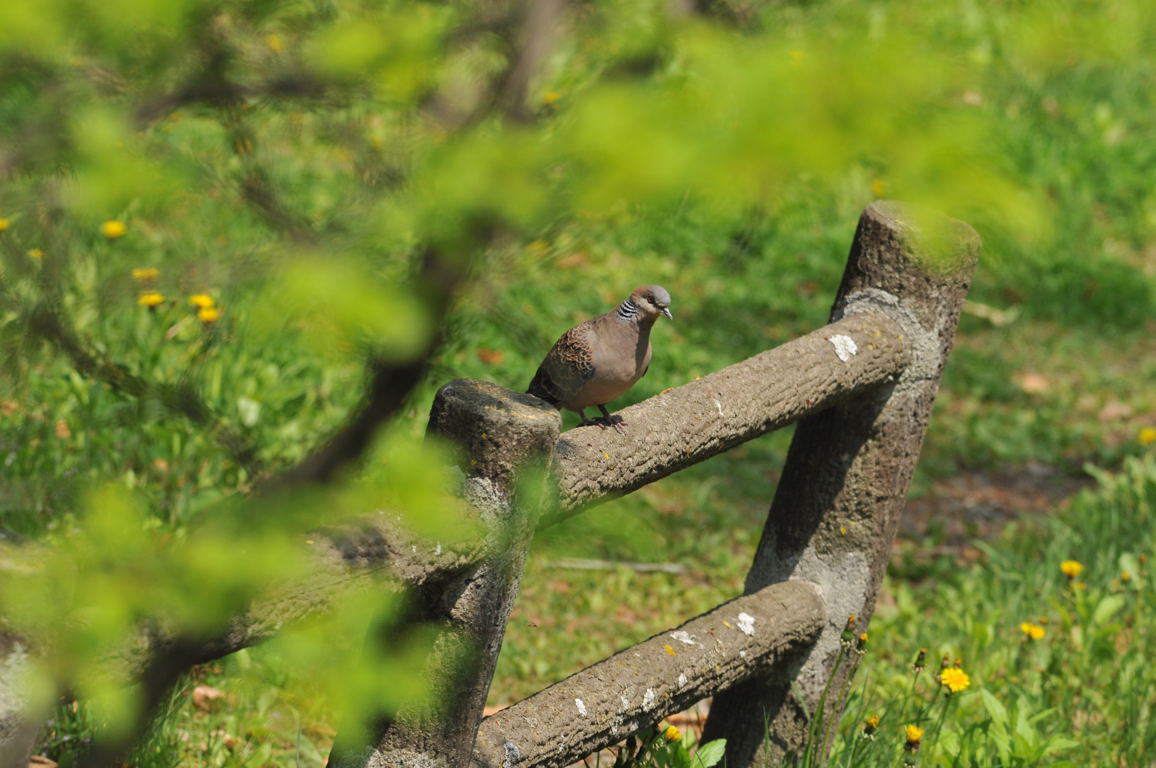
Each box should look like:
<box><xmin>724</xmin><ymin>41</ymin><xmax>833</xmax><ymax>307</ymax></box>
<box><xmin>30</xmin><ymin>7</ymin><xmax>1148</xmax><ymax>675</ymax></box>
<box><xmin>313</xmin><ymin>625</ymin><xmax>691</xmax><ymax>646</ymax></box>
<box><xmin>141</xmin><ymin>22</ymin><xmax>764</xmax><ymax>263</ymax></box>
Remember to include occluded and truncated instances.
<box><xmin>527</xmin><ymin>285</ymin><xmax>672</xmax><ymax>430</ymax></box>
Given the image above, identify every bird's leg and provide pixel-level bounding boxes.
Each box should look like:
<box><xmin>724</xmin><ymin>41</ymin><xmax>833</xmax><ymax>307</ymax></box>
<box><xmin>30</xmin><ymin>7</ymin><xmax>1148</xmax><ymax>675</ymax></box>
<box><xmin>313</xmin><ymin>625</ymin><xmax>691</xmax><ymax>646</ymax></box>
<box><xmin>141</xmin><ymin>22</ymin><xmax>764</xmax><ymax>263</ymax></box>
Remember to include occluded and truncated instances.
<box><xmin>575</xmin><ymin>408</ymin><xmax>597</xmax><ymax>427</ymax></box>
<box><xmin>597</xmin><ymin>404</ymin><xmax>626</xmax><ymax>434</ymax></box>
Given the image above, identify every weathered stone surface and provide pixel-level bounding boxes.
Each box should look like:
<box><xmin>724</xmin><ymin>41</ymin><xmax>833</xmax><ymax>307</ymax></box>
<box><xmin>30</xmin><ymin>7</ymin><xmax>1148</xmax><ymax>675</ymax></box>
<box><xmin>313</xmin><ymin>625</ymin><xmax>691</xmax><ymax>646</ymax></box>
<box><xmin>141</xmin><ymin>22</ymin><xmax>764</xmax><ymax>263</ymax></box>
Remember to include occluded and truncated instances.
<box><xmin>428</xmin><ymin>380</ymin><xmax>562</xmax><ymax>499</ymax></box>
<box><xmin>550</xmin><ymin>311</ymin><xmax>911</xmax><ymax>518</ymax></box>
<box><xmin>472</xmin><ymin>581</ymin><xmax>825</xmax><ymax>768</ymax></box>
<box><xmin>702</xmin><ymin>201</ymin><xmax>980</xmax><ymax>765</ymax></box>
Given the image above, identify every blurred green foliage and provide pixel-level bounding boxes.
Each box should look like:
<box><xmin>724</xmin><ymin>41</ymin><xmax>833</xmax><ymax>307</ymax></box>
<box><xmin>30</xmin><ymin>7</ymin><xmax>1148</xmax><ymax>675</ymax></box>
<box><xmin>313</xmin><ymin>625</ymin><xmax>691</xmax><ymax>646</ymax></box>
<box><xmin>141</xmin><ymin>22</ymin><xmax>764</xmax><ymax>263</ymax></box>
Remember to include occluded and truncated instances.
<box><xmin>1</xmin><ymin>0</ymin><xmax>1154</xmax><ymax>763</ymax></box>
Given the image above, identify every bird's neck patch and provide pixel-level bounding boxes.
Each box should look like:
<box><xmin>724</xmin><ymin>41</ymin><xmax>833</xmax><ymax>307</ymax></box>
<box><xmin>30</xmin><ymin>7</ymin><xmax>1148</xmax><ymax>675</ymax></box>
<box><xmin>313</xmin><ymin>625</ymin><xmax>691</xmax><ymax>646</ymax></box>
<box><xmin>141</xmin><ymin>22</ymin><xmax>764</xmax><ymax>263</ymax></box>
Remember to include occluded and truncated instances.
<box><xmin>615</xmin><ymin>299</ymin><xmax>638</xmax><ymax>321</ymax></box>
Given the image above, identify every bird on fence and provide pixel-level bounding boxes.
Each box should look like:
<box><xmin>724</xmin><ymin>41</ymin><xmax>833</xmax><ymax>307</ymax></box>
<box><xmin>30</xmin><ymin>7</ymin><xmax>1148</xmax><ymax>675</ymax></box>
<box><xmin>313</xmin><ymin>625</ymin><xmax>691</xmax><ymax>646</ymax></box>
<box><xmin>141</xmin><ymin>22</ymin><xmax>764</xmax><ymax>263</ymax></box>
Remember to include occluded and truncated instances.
<box><xmin>527</xmin><ymin>285</ymin><xmax>672</xmax><ymax>431</ymax></box>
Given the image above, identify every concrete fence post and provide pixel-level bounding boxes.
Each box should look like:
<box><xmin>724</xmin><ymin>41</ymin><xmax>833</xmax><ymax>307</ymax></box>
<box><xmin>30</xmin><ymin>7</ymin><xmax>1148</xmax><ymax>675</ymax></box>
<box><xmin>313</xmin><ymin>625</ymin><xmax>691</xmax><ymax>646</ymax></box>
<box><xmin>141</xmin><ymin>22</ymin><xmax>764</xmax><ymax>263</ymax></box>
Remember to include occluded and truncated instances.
<box><xmin>328</xmin><ymin>379</ymin><xmax>560</xmax><ymax>768</ymax></box>
<box><xmin>701</xmin><ymin>202</ymin><xmax>980</xmax><ymax>764</ymax></box>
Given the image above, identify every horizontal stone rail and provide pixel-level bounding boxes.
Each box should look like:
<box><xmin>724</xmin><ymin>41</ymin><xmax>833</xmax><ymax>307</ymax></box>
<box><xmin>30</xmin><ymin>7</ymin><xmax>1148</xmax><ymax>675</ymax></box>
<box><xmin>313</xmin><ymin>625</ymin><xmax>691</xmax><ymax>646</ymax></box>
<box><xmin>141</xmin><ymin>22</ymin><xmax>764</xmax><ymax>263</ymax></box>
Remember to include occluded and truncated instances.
<box><xmin>472</xmin><ymin>581</ymin><xmax>826</xmax><ymax>768</ymax></box>
<box><xmin>549</xmin><ymin>311</ymin><xmax>911</xmax><ymax>518</ymax></box>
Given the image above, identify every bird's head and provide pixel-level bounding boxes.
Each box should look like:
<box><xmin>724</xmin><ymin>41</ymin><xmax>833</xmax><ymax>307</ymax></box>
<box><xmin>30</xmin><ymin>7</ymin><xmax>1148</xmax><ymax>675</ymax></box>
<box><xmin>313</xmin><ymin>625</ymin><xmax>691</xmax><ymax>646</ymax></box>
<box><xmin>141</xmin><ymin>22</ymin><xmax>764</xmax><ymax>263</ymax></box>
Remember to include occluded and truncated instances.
<box><xmin>630</xmin><ymin>285</ymin><xmax>673</xmax><ymax>321</ymax></box>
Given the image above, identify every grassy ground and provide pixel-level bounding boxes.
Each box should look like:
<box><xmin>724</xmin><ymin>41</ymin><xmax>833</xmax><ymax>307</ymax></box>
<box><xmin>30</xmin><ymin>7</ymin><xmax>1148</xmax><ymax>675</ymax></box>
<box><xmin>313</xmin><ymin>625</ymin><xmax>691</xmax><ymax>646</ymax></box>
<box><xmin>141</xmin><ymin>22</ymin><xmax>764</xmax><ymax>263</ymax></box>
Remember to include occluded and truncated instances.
<box><xmin>833</xmin><ymin>455</ymin><xmax>1156</xmax><ymax>767</ymax></box>
<box><xmin>9</xmin><ymin>0</ymin><xmax>1156</xmax><ymax>765</ymax></box>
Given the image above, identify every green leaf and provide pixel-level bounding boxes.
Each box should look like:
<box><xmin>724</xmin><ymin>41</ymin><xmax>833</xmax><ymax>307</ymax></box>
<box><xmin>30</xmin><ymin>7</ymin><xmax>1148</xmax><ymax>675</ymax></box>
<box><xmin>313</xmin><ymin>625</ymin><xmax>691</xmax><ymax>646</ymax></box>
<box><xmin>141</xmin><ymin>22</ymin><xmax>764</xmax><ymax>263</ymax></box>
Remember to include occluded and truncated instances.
<box><xmin>1045</xmin><ymin>737</ymin><xmax>1081</xmax><ymax>753</ymax></box>
<box><xmin>262</xmin><ymin>256</ymin><xmax>432</xmax><ymax>362</ymax></box>
<box><xmin>692</xmin><ymin>739</ymin><xmax>726</xmax><ymax>768</ymax></box>
<box><xmin>1013</xmin><ymin>705</ymin><xmax>1041</xmax><ymax>756</ymax></box>
<box><xmin>980</xmin><ymin>689</ymin><xmax>1012</xmax><ymax>764</ymax></box>
<box><xmin>1091</xmin><ymin>594</ymin><xmax>1126</xmax><ymax>627</ymax></box>
<box><xmin>980</xmin><ymin>689</ymin><xmax>1009</xmax><ymax>730</ymax></box>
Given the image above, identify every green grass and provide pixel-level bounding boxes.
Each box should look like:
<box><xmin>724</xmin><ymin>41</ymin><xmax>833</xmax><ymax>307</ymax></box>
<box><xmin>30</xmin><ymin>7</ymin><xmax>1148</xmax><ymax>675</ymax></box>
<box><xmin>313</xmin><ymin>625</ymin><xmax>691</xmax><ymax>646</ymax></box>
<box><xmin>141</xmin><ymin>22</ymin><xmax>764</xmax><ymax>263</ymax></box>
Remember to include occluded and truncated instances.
<box><xmin>831</xmin><ymin>454</ymin><xmax>1156</xmax><ymax>767</ymax></box>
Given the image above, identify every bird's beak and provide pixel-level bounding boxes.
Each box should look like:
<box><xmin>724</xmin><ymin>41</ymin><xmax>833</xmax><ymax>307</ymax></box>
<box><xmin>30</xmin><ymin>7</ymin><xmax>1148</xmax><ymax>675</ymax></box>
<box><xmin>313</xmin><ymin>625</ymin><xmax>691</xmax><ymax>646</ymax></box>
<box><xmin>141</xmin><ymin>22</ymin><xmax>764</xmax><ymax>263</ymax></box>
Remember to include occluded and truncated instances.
<box><xmin>662</xmin><ymin>307</ymin><xmax>673</xmax><ymax>320</ymax></box>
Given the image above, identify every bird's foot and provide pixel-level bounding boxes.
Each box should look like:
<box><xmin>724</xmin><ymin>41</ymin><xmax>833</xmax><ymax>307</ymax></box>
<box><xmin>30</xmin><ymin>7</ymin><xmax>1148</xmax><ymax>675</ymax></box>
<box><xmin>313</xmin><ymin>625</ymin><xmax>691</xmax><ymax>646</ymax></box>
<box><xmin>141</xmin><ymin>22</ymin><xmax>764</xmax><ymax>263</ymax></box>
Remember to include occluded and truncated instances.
<box><xmin>595</xmin><ymin>413</ymin><xmax>627</xmax><ymax>434</ymax></box>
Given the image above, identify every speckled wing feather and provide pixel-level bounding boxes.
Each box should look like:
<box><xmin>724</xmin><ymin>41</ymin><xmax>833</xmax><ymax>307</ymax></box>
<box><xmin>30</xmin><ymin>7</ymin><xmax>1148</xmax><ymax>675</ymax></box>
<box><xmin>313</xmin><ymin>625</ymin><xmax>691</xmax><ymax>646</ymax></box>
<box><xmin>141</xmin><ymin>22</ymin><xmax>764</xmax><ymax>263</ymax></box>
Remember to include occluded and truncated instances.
<box><xmin>527</xmin><ymin>321</ymin><xmax>596</xmax><ymax>408</ymax></box>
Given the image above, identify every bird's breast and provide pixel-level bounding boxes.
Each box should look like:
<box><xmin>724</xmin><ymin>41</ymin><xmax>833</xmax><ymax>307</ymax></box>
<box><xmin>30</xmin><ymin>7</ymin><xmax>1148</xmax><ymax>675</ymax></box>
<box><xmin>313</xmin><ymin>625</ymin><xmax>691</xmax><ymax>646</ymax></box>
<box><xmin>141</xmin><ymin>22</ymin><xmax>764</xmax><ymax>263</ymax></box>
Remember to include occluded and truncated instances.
<box><xmin>565</xmin><ymin>338</ymin><xmax>650</xmax><ymax>408</ymax></box>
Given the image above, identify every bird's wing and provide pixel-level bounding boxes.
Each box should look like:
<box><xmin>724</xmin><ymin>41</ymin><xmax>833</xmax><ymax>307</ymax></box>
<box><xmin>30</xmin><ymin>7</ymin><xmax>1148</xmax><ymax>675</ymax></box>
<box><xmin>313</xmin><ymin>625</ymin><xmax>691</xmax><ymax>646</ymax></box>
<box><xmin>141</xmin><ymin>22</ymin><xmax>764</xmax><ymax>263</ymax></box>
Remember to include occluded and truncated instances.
<box><xmin>527</xmin><ymin>322</ymin><xmax>596</xmax><ymax>407</ymax></box>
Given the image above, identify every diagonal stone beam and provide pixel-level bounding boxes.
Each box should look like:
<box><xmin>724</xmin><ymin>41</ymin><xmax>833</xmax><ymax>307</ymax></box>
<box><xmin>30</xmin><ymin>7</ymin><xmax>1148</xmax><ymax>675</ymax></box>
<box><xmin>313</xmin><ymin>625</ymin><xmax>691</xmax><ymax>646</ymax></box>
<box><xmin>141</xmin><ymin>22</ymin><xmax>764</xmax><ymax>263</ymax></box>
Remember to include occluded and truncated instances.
<box><xmin>472</xmin><ymin>580</ymin><xmax>825</xmax><ymax>768</ymax></box>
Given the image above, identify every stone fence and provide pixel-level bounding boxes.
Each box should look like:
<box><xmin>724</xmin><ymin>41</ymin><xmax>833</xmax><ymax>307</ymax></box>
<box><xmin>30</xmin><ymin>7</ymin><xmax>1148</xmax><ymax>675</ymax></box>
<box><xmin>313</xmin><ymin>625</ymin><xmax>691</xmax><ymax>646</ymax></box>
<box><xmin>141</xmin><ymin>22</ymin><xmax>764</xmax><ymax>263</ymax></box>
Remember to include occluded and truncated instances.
<box><xmin>0</xmin><ymin>201</ymin><xmax>979</xmax><ymax>768</ymax></box>
<box><xmin>328</xmin><ymin>201</ymin><xmax>981</xmax><ymax>768</ymax></box>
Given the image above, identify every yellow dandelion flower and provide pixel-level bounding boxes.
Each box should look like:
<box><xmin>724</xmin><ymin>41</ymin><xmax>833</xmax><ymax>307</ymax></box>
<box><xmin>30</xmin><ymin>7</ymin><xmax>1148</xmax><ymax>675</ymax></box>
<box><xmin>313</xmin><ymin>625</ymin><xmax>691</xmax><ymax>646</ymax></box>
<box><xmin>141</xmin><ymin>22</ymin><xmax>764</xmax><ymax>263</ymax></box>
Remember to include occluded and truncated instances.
<box><xmin>1019</xmin><ymin>622</ymin><xmax>1046</xmax><ymax>640</ymax></box>
<box><xmin>0</xmin><ymin>217</ymin><xmax>9</xmax><ymax>232</ymax></box>
<box><xmin>1120</xmin><ymin>570</ymin><xmax>1132</xmax><ymax>582</ymax></box>
<box><xmin>198</xmin><ymin>306</ymin><xmax>221</xmax><ymax>324</ymax></box>
<box><xmin>856</xmin><ymin>632</ymin><xmax>869</xmax><ymax>654</ymax></box>
<box><xmin>138</xmin><ymin>291</ymin><xmax>165</xmax><ymax>308</ymax></box>
<box><xmin>101</xmin><ymin>220</ymin><xmax>127</xmax><ymax>239</ymax></box>
<box><xmin>1060</xmin><ymin>560</ymin><xmax>1084</xmax><ymax>579</ymax></box>
<box><xmin>904</xmin><ymin>723</ymin><xmax>924</xmax><ymax>745</ymax></box>
<box><xmin>863</xmin><ymin>714</ymin><xmax>880</xmax><ymax>738</ymax></box>
<box><xmin>28</xmin><ymin>248</ymin><xmax>45</xmax><ymax>260</ymax></box>
<box><xmin>938</xmin><ymin>666</ymin><xmax>970</xmax><ymax>694</ymax></box>
<box><xmin>132</xmin><ymin>267</ymin><xmax>159</xmax><ymax>282</ymax></box>
<box><xmin>871</xmin><ymin>178</ymin><xmax>887</xmax><ymax>197</ymax></box>
<box><xmin>266</xmin><ymin>33</ymin><xmax>285</xmax><ymax>52</ymax></box>
<box><xmin>189</xmin><ymin>293</ymin><xmax>215</xmax><ymax>309</ymax></box>
<box><xmin>663</xmin><ymin>724</ymin><xmax>681</xmax><ymax>742</ymax></box>
<box><xmin>542</xmin><ymin>91</ymin><xmax>560</xmax><ymax>107</ymax></box>
<box><xmin>1140</xmin><ymin>427</ymin><xmax>1156</xmax><ymax>446</ymax></box>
